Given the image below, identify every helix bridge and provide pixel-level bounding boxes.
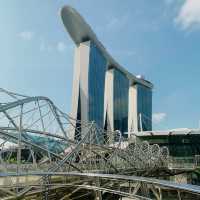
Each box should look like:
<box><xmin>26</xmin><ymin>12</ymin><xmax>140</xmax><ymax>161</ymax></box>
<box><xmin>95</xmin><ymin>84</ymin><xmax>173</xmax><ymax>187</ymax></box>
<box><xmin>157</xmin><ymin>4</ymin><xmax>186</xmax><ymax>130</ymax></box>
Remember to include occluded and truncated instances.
<box><xmin>0</xmin><ymin>88</ymin><xmax>199</xmax><ymax>199</ymax></box>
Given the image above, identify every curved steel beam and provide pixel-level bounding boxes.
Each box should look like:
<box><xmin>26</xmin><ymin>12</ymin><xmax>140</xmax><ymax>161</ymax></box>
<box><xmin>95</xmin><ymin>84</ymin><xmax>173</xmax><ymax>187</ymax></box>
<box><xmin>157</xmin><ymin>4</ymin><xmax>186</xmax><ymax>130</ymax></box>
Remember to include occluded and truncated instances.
<box><xmin>1</xmin><ymin>172</ymin><xmax>200</xmax><ymax>196</ymax></box>
<box><xmin>0</xmin><ymin>96</ymin><xmax>69</xmax><ymax>139</ymax></box>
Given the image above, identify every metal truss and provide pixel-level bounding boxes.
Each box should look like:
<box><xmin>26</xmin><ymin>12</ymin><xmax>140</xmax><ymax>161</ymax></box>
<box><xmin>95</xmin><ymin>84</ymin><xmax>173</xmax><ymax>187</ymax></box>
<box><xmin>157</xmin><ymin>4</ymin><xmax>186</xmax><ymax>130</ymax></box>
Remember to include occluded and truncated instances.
<box><xmin>0</xmin><ymin>88</ymin><xmax>198</xmax><ymax>199</ymax></box>
<box><xmin>1</xmin><ymin>172</ymin><xmax>200</xmax><ymax>200</ymax></box>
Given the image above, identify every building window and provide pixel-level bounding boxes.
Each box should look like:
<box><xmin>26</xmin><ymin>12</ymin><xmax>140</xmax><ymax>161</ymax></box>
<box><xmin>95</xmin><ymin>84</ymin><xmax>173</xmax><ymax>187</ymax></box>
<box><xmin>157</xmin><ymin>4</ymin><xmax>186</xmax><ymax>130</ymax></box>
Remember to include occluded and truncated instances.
<box><xmin>88</xmin><ymin>42</ymin><xmax>107</xmax><ymax>128</ymax></box>
<box><xmin>113</xmin><ymin>69</ymin><xmax>129</xmax><ymax>135</ymax></box>
<box><xmin>137</xmin><ymin>84</ymin><xmax>152</xmax><ymax>131</ymax></box>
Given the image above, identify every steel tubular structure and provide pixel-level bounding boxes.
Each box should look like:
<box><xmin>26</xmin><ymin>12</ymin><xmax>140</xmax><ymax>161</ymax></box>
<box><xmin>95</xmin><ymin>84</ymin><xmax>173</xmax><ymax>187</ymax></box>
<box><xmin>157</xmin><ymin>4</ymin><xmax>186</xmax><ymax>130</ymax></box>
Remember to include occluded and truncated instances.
<box><xmin>0</xmin><ymin>88</ymin><xmax>198</xmax><ymax>199</ymax></box>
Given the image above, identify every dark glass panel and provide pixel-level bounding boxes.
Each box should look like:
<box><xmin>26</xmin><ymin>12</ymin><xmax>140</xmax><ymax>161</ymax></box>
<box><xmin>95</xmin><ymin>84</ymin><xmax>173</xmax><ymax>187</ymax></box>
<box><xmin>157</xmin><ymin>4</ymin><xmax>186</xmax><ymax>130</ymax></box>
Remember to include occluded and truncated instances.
<box><xmin>113</xmin><ymin>69</ymin><xmax>129</xmax><ymax>135</ymax></box>
<box><xmin>137</xmin><ymin>84</ymin><xmax>152</xmax><ymax>131</ymax></box>
<box><xmin>88</xmin><ymin>42</ymin><xmax>107</xmax><ymax>129</ymax></box>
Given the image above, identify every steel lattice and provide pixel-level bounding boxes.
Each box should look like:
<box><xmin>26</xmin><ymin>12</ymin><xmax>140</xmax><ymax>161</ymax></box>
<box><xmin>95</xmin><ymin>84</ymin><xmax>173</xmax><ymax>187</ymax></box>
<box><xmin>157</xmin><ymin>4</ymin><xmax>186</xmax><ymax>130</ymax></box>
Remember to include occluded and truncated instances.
<box><xmin>0</xmin><ymin>88</ymin><xmax>171</xmax><ymax>199</ymax></box>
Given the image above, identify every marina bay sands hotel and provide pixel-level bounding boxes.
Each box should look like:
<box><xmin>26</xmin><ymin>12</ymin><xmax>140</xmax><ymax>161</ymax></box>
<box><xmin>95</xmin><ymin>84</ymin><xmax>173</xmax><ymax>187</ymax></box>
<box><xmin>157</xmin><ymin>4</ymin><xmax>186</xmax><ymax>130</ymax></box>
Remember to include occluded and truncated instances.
<box><xmin>61</xmin><ymin>6</ymin><xmax>153</xmax><ymax>136</ymax></box>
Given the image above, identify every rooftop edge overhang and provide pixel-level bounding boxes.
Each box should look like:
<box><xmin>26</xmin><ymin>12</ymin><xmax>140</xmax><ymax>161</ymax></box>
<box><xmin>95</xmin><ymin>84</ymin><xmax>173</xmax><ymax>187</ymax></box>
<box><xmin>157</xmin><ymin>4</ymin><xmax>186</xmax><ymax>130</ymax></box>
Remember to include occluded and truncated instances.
<box><xmin>60</xmin><ymin>5</ymin><xmax>153</xmax><ymax>89</ymax></box>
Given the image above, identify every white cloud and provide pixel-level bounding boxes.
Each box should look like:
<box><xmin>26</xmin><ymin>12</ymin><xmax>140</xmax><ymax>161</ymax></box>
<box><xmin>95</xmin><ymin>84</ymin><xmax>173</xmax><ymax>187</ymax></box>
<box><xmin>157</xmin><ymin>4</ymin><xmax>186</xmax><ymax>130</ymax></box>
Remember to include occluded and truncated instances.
<box><xmin>18</xmin><ymin>31</ymin><xmax>34</xmax><ymax>41</ymax></box>
<box><xmin>152</xmin><ymin>113</ymin><xmax>167</xmax><ymax>124</ymax></box>
<box><xmin>40</xmin><ymin>41</ymin><xmax>68</xmax><ymax>53</ymax></box>
<box><xmin>175</xmin><ymin>0</ymin><xmax>200</xmax><ymax>30</ymax></box>
<box><xmin>57</xmin><ymin>42</ymin><xmax>66</xmax><ymax>52</ymax></box>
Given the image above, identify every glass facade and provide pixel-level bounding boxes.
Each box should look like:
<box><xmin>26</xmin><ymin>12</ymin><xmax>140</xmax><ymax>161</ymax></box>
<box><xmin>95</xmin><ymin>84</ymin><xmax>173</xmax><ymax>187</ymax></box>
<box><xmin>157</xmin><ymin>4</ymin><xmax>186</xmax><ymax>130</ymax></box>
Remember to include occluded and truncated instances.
<box><xmin>88</xmin><ymin>42</ymin><xmax>107</xmax><ymax>128</ymax></box>
<box><xmin>113</xmin><ymin>69</ymin><xmax>129</xmax><ymax>135</ymax></box>
<box><xmin>75</xmin><ymin>41</ymin><xmax>153</xmax><ymax>135</ymax></box>
<box><xmin>137</xmin><ymin>84</ymin><xmax>152</xmax><ymax>131</ymax></box>
<box><xmin>140</xmin><ymin>135</ymin><xmax>200</xmax><ymax>157</ymax></box>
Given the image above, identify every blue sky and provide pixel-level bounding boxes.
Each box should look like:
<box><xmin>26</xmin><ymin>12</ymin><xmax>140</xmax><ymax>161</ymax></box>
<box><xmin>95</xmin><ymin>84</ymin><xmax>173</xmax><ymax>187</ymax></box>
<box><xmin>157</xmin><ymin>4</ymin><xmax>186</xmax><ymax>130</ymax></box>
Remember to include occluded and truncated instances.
<box><xmin>0</xmin><ymin>0</ymin><xmax>200</xmax><ymax>130</ymax></box>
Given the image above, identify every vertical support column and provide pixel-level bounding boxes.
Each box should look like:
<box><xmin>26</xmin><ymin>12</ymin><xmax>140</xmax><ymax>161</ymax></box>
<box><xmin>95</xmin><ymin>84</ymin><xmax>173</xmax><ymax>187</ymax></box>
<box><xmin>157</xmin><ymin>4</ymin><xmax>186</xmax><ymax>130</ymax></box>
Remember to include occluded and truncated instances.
<box><xmin>177</xmin><ymin>190</ymin><xmax>182</xmax><ymax>200</ymax></box>
<box><xmin>128</xmin><ymin>83</ymin><xmax>138</xmax><ymax>137</ymax></box>
<box><xmin>104</xmin><ymin>69</ymin><xmax>114</xmax><ymax>132</ymax></box>
<box><xmin>17</xmin><ymin>104</ymin><xmax>23</xmax><ymax>192</ymax></box>
<box><xmin>80</xmin><ymin>42</ymin><xmax>90</xmax><ymax>138</ymax></box>
<box><xmin>17</xmin><ymin>104</ymin><xmax>23</xmax><ymax>173</ymax></box>
<box><xmin>79</xmin><ymin>41</ymin><xmax>90</xmax><ymax>128</ymax></box>
<box><xmin>95</xmin><ymin>178</ymin><xmax>102</xmax><ymax>200</ymax></box>
<box><xmin>71</xmin><ymin>41</ymin><xmax>91</xmax><ymax>137</ymax></box>
<box><xmin>42</xmin><ymin>175</ymin><xmax>51</xmax><ymax>200</ymax></box>
<box><xmin>159</xmin><ymin>188</ymin><xmax>162</xmax><ymax>200</ymax></box>
<box><xmin>71</xmin><ymin>46</ymin><xmax>81</xmax><ymax>139</ymax></box>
